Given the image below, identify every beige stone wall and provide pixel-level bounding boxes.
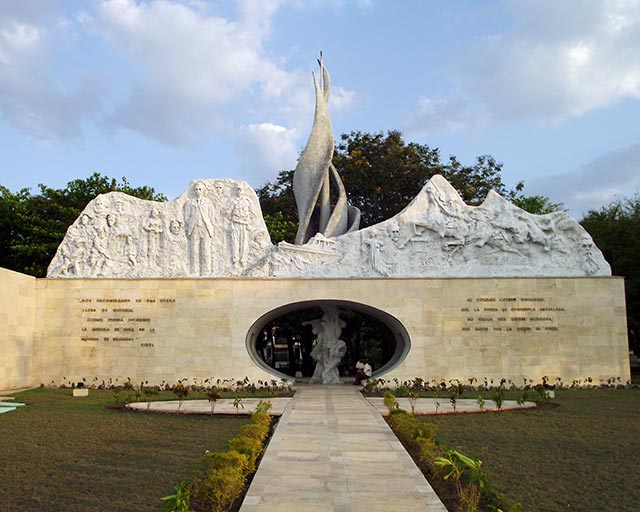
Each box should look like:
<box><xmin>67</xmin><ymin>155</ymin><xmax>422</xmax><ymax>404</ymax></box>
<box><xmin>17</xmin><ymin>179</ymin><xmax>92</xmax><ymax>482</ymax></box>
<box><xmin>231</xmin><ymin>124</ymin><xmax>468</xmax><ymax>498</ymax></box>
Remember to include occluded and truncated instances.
<box><xmin>26</xmin><ymin>276</ymin><xmax>629</xmax><ymax>388</ymax></box>
<box><xmin>0</xmin><ymin>268</ymin><xmax>36</xmax><ymax>390</ymax></box>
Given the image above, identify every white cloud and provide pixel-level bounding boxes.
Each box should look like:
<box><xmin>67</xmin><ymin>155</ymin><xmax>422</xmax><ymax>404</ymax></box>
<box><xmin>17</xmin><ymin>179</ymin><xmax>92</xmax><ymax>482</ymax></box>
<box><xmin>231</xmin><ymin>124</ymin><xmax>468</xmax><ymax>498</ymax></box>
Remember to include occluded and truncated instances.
<box><xmin>0</xmin><ymin>17</ymin><xmax>100</xmax><ymax>142</ymax></box>
<box><xmin>0</xmin><ymin>0</ymin><xmax>359</xmax><ymax>153</ymax></box>
<box><xmin>409</xmin><ymin>0</ymin><xmax>640</xmax><ymax>135</ymax></box>
<box><xmin>525</xmin><ymin>142</ymin><xmax>640</xmax><ymax>217</ymax></box>
<box><xmin>235</xmin><ymin>122</ymin><xmax>299</xmax><ymax>183</ymax></box>
<box><xmin>92</xmin><ymin>0</ymin><xmax>298</xmax><ymax>144</ymax></box>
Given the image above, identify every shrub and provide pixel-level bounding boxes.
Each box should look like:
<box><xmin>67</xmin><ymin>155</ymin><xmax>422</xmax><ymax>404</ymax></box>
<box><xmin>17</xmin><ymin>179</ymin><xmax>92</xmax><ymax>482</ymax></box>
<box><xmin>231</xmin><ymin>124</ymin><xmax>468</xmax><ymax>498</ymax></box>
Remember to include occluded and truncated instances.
<box><xmin>227</xmin><ymin>437</ymin><xmax>263</xmax><ymax>472</ymax></box>
<box><xmin>383</xmin><ymin>391</ymin><xmax>399</xmax><ymax>413</ymax></box>
<box><xmin>182</xmin><ymin>402</ymin><xmax>274</xmax><ymax>512</ymax></box>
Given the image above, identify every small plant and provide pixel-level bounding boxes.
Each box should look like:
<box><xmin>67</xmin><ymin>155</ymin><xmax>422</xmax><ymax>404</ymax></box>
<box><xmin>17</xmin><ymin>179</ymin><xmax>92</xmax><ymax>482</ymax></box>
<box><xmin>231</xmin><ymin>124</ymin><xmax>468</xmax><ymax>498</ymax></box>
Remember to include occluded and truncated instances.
<box><xmin>172</xmin><ymin>381</ymin><xmax>189</xmax><ymax>411</ymax></box>
<box><xmin>476</xmin><ymin>395</ymin><xmax>486</xmax><ymax>412</ymax></box>
<box><xmin>206</xmin><ymin>388</ymin><xmax>223</xmax><ymax>415</ymax></box>
<box><xmin>255</xmin><ymin>400</ymin><xmax>272</xmax><ymax>414</ymax></box>
<box><xmin>533</xmin><ymin>384</ymin><xmax>549</xmax><ymax>405</ymax></box>
<box><xmin>407</xmin><ymin>391</ymin><xmax>419</xmax><ymax>415</ymax></box>
<box><xmin>448</xmin><ymin>380</ymin><xmax>463</xmax><ymax>412</ymax></box>
<box><xmin>160</xmin><ymin>481</ymin><xmax>191</xmax><ymax>512</ymax></box>
<box><xmin>383</xmin><ymin>391</ymin><xmax>399</xmax><ymax>413</ymax></box>
<box><xmin>516</xmin><ymin>390</ymin><xmax>529</xmax><ymax>407</ymax></box>
<box><xmin>435</xmin><ymin>449</ymin><xmax>487</xmax><ymax>512</ymax></box>
<box><xmin>232</xmin><ymin>395</ymin><xmax>244</xmax><ymax>414</ymax></box>
<box><xmin>492</xmin><ymin>388</ymin><xmax>505</xmax><ymax>410</ymax></box>
<box><xmin>433</xmin><ymin>385</ymin><xmax>442</xmax><ymax>414</ymax></box>
<box><xmin>491</xmin><ymin>504</ymin><xmax>523</xmax><ymax>512</ymax></box>
<box><xmin>143</xmin><ymin>385</ymin><xmax>159</xmax><ymax>410</ymax></box>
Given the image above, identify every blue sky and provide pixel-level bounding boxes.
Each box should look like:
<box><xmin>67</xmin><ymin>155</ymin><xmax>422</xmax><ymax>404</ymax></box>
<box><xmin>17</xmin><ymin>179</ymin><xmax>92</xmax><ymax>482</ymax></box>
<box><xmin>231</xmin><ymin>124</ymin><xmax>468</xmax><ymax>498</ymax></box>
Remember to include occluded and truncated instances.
<box><xmin>1</xmin><ymin>0</ymin><xmax>639</xmax><ymax>218</ymax></box>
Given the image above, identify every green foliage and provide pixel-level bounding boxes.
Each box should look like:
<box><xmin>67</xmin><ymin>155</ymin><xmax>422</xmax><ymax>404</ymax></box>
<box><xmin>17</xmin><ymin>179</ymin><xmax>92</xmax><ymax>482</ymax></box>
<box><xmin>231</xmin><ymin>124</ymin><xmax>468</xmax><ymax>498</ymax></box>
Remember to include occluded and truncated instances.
<box><xmin>435</xmin><ymin>450</ymin><xmax>488</xmax><ymax>512</ymax></box>
<box><xmin>0</xmin><ymin>172</ymin><xmax>166</xmax><ymax>277</ymax></box>
<box><xmin>232</xmin><ymin>395</ymin><xmax>245</xmax><ymax>414</ymax></box>
<box><xmin>492</xmin><ymin>388</ymin><xmax>505</xmax><ymax>410</ymax></box>
<box><xmin>383</xmin><ymin>391</ymin><xmax>399</xmax><ymax>413</ymax></box>
<box><xmin>186</xmin><ymin>402</ymin><xmax>273</xmax><ymax>512</ymax></box>
<box><xmin>161</xmin><ymin>481</ymin><xmax>193</xmax><ymax>512</ymax></box>
<box><xmin>448</xmin><ymin>380</ymin><xmax>463</xmax><ymax>412</ymax></box>
<box><xmin>263</xmin><ymin>211</ymin><xmax>297</xmax><ymax>244</ymax></box>
<box><xmin>581</xmin><ymin>195</ymin><xmax>640</xmax><ymax>354</ymax></box>
<box><xmin>255</xmin><ymin>170</ymin><xmax>297</xmax><ymax>243</ymax></box>
<box><xmin>387</xmin><ymin>409</ymin><xmax>441</xmax><ymax>467</ymax></box>
<box><xmin>226</xmin><ymin>437</ymin><xmax>263</xmax><ymax>472</ymax></box>
<box><xmin>407</xmin><ymin>390</ymin><xmax>419</xmax><ymax>415</ymax></box>
<box><xmin>191</xmin><ymin>462</ymin><xmax>246</xmax><ymax>512</ymax></box>
<box><xmin>511</xmin><ymin>194</ymin><xmax>563</xmax><ymax>214</ymax></box>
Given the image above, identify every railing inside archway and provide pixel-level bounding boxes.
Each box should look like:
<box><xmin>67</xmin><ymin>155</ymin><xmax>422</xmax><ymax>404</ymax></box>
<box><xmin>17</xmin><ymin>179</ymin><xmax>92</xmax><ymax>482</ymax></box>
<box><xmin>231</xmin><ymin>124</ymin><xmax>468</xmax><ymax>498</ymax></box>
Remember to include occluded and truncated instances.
<box><xmin>245</xmin><ymin>300</ymin><xmax>411</xmax><ymax>382</ymax></box>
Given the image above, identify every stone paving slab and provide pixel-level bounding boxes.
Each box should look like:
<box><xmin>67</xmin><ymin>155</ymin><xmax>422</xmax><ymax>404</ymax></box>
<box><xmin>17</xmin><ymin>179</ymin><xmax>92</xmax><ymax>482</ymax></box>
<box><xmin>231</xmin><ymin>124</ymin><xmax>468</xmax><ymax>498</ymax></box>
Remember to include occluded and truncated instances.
<box><xmin>239</xmin><ymin>385</ymin><xmax>448</xmax><ymax>512</ymax></box>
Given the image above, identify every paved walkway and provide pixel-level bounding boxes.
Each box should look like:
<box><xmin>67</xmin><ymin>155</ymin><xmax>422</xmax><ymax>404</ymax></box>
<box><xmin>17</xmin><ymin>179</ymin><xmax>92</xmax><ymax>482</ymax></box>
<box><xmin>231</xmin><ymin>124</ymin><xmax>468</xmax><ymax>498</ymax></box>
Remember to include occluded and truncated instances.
<box><xmin>239</xmin><ymin>385</ymin><xmax>448</xmax><ymax>512</ymax></box>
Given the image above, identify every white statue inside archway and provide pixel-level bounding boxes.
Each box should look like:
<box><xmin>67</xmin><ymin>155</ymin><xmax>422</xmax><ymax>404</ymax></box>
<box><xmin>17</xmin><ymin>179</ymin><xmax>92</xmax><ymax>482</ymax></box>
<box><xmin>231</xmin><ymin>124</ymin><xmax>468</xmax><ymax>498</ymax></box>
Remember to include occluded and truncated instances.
<box><xmin>307</xmin><ymin>306</ymin><xmax>347</xmax><ymax>384</ymax></box>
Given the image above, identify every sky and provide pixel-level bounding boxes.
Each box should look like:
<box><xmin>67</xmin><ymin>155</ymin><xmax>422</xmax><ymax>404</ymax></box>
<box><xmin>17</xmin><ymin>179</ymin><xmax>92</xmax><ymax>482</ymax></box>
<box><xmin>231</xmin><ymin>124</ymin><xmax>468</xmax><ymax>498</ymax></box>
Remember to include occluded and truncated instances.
<box><xmin>1</xmin><ymin>0</ymin><xmax>639</xmax><ymax>219</ymax></box>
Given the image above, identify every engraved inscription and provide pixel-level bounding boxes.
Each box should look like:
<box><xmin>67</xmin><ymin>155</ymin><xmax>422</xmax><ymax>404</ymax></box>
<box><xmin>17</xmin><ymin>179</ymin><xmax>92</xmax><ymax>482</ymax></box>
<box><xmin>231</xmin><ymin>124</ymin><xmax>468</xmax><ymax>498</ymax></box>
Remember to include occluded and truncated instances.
<box><xmin>459</xmin><ymin>296</ymin><xmax>565</xmax><ymax>333</ymax></box>
<box><xmin>78</xmin><ymin>296</ymin><xmax>175</xmax><ymax>346</ymax></box>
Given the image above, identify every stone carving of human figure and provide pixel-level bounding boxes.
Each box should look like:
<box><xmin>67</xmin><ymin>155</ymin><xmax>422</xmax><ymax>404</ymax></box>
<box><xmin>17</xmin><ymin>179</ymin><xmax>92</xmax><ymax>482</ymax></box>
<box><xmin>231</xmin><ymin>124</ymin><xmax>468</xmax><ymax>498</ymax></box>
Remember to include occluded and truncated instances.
<box><xmin>365</xmin><ymin>236</ymin><xmax>390</xmax><ymax>276</ymax></box>
<box><xmin>184</xmin><ymin>181</ymin><xmax>215</xmax><ymax>276</ymax></box>
<box><xmin>89</xmin><ymin>223</ymin><xmax>110</xmax><ymax>276</ymax></box>
<box><xmin>230</xmin><ymin>185</ymin><xmax>252</xmax><ymax>268</ymax></box>
<box><xmin>166</xmin><ymin>219</ymin><xmax>187</xmax><ymax>276</ymax></box>
<box><xmin>92</xmin><ymin>196</ymin><xmax>106</xmax><ymax>217</ymax></box>
<box><xmin>308</xmin><ymin>306</ymin><xmax>347</xmax><ymax>384</ymax></box>
<box><xmin>143</xmin><ymin>207</ymin><xmax>163</xmax><ymax>267</ymax></box>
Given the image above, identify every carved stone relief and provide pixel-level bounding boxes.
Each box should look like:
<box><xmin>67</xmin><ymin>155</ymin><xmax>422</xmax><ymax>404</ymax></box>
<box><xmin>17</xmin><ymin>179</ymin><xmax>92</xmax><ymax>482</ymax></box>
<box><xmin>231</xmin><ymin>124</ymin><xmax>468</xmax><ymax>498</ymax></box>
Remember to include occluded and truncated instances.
<box><xmin>47</xmin><ymin>180</ymin><xmax>272</xmax><ymax>278</ymax></box>
<box><xmin>48</xmin><ymin>175</ymin><xmax>611</xmax><ymax>279</ymax></box>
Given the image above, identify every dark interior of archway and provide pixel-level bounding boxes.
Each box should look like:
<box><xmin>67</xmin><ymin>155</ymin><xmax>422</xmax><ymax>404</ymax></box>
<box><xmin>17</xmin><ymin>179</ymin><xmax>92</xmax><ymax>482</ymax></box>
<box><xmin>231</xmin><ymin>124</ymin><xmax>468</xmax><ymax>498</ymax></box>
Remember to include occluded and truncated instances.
<box><xmin>255</xmin><ymin>306</ymin><xmax>396</xmax><ymax>378</ymax></box>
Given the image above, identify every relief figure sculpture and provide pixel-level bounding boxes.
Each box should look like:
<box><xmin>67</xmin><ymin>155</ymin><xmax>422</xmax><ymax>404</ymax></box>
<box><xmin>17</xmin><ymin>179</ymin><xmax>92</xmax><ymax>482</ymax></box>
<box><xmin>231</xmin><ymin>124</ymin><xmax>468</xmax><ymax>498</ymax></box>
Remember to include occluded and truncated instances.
<box><xmin>184</xmin><ymin>181</ymin><xmax>215</xmax><ymax>276</ymax></box>
<box><xmin>143</xmin><ymin>207</ymin><xmax>163</xmax><ymax>267</ymax></box>
<box><xmin>230</xmin><ymin>185</ymin><xmax>252</xmax><ymax>268</ymax></box>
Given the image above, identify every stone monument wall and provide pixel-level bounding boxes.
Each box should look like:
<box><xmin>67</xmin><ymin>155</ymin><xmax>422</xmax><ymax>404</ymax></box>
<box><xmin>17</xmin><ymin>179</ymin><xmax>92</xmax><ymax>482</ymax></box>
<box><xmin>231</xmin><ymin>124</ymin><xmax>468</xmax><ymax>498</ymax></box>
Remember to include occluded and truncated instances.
<box><xmin>0</xmin><ymin>272</ymin><xmax>629</xmax><ymax>389</ymax></box>
<box><xmin>0</xmin><ymin>267</ymin><xmax>36</xmax><ymax>390</ymax></box>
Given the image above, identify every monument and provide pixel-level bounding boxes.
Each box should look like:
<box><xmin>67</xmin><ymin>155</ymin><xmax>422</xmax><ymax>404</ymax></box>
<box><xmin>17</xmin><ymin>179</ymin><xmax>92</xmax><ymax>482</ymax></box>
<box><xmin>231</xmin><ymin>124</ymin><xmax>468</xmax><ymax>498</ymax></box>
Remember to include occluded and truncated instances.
<box><xmin>0</xmin><ymin>58</ymin><xmax>629</xmax><ymax>391</ymax></box>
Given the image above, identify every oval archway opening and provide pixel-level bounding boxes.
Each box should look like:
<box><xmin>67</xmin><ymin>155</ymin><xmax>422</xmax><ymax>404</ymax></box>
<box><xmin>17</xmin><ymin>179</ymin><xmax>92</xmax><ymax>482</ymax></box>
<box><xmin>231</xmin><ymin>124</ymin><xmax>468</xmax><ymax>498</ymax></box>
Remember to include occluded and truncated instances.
<box><xmin>246</xmin><ymin>300</ymin><xmax>410</xmax><ymax>381</ymax></box>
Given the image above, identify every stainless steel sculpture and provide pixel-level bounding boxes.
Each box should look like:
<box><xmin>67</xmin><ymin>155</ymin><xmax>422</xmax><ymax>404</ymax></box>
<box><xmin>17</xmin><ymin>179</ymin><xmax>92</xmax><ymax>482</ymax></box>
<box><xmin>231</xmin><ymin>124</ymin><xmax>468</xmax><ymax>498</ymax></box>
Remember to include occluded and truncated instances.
<box><xmin>292</xmin><ymin>56</ymin><xmax>360</xmax><ymax>245</ymax></box>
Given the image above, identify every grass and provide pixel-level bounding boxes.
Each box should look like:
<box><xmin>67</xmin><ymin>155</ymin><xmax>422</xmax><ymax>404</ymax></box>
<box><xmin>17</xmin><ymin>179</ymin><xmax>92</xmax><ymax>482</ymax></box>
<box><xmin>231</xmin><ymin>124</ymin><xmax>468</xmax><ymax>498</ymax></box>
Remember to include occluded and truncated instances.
<box><xmin>0</xmin><ymin>388</ymin><xmax>250</xmax><ymax>512</ymax></box>
<box><xmin>421</xmin><ymin>388</ymin><xmax>640</xmax><ymax>512</ymax></box>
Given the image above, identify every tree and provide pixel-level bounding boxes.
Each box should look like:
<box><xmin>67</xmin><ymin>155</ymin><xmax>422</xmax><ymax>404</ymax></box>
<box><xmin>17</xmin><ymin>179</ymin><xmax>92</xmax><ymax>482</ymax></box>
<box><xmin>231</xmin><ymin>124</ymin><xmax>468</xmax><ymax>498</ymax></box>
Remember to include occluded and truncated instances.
<box><xmin>257</xmin><ymin>130</ymin><xmax>552</xmax><ymax>242</ymax></box>
<box><xmin>0</xmin><ymin>173</ymin><xmax>166</xmax><ymax>277</ymax></box>
<box><xmin>334</xmin><ymin>131</ymin><xmax>523</xmax><ymax>226</ymax></box>
<box><xmin>256</xmin><ymin>170</ymin><xmax>297</xmax><ymax>244</ymax></box>
<box><xmin>511</xmin><ymin>194</ymin><xmax>564</xmax><ymax>215</ymax></box>
<box><xmin>581</xmin><ymin>195</ymin><xmax>640</xmax><ymax>354</ymax></box>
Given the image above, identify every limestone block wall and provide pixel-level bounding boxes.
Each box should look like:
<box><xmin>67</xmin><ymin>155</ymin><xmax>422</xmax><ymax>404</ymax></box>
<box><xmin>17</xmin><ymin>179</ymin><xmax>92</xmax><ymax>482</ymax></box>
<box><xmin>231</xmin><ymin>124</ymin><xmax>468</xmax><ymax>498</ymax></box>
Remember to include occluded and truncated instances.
<box><xmin>28</xmin><ymin>276</ymin><xmax>629</xmax><ymax>387</ymax></box>
<box><xmin>0</xmin><ymin>268</ymin><xmax>36</xmax><ymax>390</ymax></box>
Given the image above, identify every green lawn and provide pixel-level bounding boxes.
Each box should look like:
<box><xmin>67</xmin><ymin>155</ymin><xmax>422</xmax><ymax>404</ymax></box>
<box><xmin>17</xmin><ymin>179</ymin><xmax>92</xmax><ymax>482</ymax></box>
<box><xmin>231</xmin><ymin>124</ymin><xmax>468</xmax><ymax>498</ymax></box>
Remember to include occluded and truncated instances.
<box><xmin>422</xmin><ymin>388</ymin><xmax>640</xmax><ymax>512</ymax></box>
<box><xmin>0</xmin><ymin>388</ymin><xmax>249</xmax><ymax>512</ymax></box>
